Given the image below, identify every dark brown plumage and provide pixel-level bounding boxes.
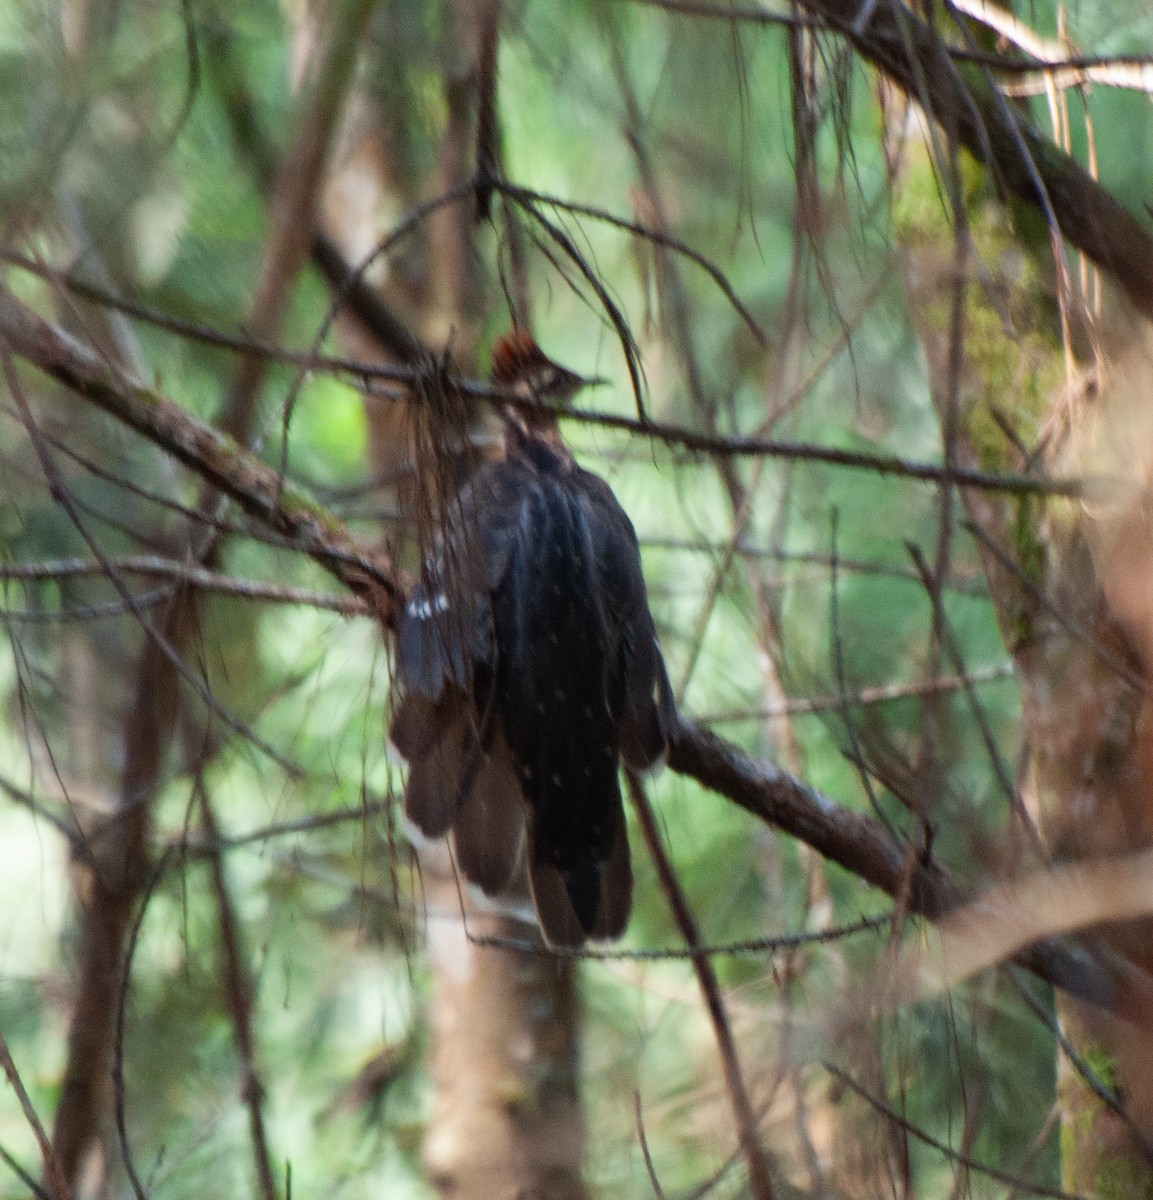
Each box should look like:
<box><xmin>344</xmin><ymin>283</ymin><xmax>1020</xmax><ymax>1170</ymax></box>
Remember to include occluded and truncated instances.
<box><xmin>390</xmin><ymin>333</ymin><xmax>674</xmax><ymax>946</ymax></box>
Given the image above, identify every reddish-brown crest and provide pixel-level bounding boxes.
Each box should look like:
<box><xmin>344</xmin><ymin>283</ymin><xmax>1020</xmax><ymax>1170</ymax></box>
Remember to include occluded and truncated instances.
<box><xmin>490</xmin><ymin>329</ymin><xmax>551</xmax><ymax>385</ymax></box>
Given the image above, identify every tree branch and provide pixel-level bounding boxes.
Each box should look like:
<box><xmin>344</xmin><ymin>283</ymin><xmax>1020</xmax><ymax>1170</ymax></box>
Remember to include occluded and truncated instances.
<box><xmin>0</xmin><ymin>285</ymin><xmax>403</xmax><ymax>626</ymax></box>
<box><xmin>667</xmin><ymin>718</ymin><xmax>1153</xmax><ymax>1026</ymax></box>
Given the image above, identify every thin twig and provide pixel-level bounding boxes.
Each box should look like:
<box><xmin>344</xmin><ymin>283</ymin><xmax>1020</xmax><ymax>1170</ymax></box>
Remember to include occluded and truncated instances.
<box><xmin>967</xmin><ymin>520</ymin><xmax>1153</xmax><ymax>700</ymax></box>
<box><xmin>628</xmin><ymin>771</ymin><xmax>776</xmax><ymax>1200</ymax></box>
<box><xmin>467</xmin><ymin>911</ymin><xmax>893</xmax><ymax>959</ymax></box>
<box><xmin>198</xmin><ymin>786</ymin><xmax>278</xmax><ymax>1200</ymax></box>
<box><xmin>0</xmin><ymin>262</ymin><xmax>1114</xmax><ymax>500</ymax></box>
<box><xmin>703</xmin><ymin>661</ymin><xmax>1014</xmax><ymax>723</ymax></box>
<box><xmin>0</xmin><ymin>1034</ymin><xmax>72</xmax><ymax>1200</ymax></box>
<box><xmin>633</xmin><ymin>1092</ymin><xmax>669</xmax><ymax>1200</ymax></box>
<box><xmin>0</xmin><ymin>1141</ymin><xmax>51</xmax><ymax>1200</ymax></box>
<box><xmin>113</xmin><ymin>854</ymin><xmax>173</xmax><ymax>1200</ymax></box>
<box><xmin>906</xmin><ymin>544</ymin><xmax>1045</xmax><ymax>855</ymax></box>
<box><xmin>823</xmin><ymin>1062</ymin><xmax>1090</xmax><ymax>1200</ymax></box>
<box><xmin>0</xmin><ymin>556</ymin><xmax>370</xmax><ymax>615</ymax></box>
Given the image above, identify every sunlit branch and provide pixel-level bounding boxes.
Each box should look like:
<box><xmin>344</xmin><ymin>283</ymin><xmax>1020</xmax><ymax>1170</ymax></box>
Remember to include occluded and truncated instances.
<box><xmin>952</xmin><ymin>0</ymin><xmax>1153</xmax><ymax>95</ymax></box>
<box><xmin>628</xmin><ymin>0</ymin><xmax>1153</xmax><ymax>87</ymax></box>
<box><xmin>807</xmin><ymin>0</ymin><xmax>1153</xmax><ymax>319</ymax></box>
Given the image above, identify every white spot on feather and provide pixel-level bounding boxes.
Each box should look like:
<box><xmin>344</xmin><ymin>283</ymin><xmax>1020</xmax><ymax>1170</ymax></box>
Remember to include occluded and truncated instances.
<box><xmin>410</xmin><ymin>593</ymin><xmax>449</xmax><ymax>620</ymax></box>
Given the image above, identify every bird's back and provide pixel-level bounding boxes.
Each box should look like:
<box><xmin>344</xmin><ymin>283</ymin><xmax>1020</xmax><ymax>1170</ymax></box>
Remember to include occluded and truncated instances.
<box><xmin>491</xmin><ymin>460</ymin><xmax>630</xmax><ymax>932</ymax></box>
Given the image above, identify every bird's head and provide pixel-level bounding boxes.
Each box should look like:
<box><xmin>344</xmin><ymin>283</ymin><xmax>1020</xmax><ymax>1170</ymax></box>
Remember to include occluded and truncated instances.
<box><xmin>490</xmin><ymin>330</ymin><xmax>603</xmax><ymax>426</ymax></box>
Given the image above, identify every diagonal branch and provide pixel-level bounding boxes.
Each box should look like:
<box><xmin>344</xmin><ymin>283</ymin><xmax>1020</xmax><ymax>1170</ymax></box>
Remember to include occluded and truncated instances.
<box><xmin>629</xmin><ymin>772</ymin><xmax>776</xmax><ymax>1200</ymax></box>
<box><xmin>667</xmin><ymin>718</ymin><xmax>1153</xmax><ymax>1026</ymax></box>
<box><xmin>0</xmin><ymin>285</ymin><xmax>403</xmax><ymax>626</ymax></box>
<box><xmin>798</xmin><ymin>0</ymin><xmax>1153</xmax><ymax>318</ymax></box>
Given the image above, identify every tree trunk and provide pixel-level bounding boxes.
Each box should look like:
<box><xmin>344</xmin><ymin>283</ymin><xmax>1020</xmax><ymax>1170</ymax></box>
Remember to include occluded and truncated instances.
<box><xmin>421</xmin><ymin>863</ymin><xmax>587</xmax><ymax>1200</ymax></box>
<box><xmin>890</xmin><ymin>99</ymin><xmax>1153</xmax><ymax>1192</ymax></box>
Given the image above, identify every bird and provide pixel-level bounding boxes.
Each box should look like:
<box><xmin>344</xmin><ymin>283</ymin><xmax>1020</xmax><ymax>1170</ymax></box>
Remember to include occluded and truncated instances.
<box><xmin>389</xmin><ymin>330</ymin><xmax>674</xmax><ymax>947</ymax></box>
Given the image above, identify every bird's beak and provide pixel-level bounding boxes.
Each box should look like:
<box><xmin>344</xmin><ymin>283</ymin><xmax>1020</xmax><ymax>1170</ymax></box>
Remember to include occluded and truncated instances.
<box><xmin>563</xmin><ymin>369</ymin><xmax>609</xmax><ymax>394</ymax></box>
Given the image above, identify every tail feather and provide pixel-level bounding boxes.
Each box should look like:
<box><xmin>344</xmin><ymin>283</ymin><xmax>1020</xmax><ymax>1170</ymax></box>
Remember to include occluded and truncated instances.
<box><xmin>451</xmin><ymin>732</ymin><xmax>526</xmax><ymax>895</ymax></box>
<box><xmin>591</xmin><ymin>806</ymin><xmax>632</xmax><ymax>940</ymax></box>
<box><xmin>526</xmin><ymin>796</ymin><xmax>633</xmax><ymax>949</ymax></box>
<box><xmin>399</xmin><ymin>702</ymin><xmax>472</xmax><ymax>838</ymax></box>
<box><xmin>527</xmin><ymin>859</ymin><xmax>588</xmax><ymax>950</ymax></box>
<box><xmin>389</xmin><ymin>693</ymin><xmax>447</xmax><ymax>761</ymax></box>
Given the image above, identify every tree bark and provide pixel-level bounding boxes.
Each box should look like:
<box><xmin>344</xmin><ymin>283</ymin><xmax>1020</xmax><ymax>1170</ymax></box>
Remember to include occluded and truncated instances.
<box><xmin>890</xmin><ymin>101</ymin><xmax>1153</xmax><ymax>1190</ymax></box>
<box><xmin>421</xmin><ymin>865</ymin><xmax>587</xmax><ymax>1200</ymax></box>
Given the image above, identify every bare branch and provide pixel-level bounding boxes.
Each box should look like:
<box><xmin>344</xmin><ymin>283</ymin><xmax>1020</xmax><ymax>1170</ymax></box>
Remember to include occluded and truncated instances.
<box><xmin>0</xmin><ymin>556</ymin><xmax>370</xmax><ymax>615</ymax></box>
<box><xmin>0</xmin><ymin>286</ymin><xmax>403</xmax><ymax>624</ymax></box>
<box><xmin>629</xmin><ymin>771</ymin><xmax>776</xmax><ymax>1200</ymax></box>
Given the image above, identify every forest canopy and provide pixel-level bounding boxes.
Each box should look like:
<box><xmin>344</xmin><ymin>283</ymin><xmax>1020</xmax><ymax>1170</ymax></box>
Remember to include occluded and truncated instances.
<box><xmin>3</xmin><ymin>1</ymin><xmax>1153</xmax><ymax>1198</ymax></box>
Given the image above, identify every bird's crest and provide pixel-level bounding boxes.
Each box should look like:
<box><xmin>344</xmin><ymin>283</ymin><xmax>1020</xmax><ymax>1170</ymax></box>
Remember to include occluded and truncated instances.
<box><xmin>491</xmin><ymin>329</ymin><xmax>551</xmax><ymax>388</ymax></box>
<box><xmin>490</xmin><ymin>330</ymin><xmax>597</xmax><ymax>408</ymax></box>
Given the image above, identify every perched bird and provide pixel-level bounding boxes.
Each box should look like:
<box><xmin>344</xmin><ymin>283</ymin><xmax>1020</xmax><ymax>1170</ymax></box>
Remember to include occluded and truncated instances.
<box><xmin>390</xmin><ymin>331</ymin><xmax>674</xmax><ymax>947</ymax></box>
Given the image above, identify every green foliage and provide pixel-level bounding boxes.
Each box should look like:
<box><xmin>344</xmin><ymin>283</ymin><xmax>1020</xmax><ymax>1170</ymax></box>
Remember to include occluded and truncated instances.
<box><xmin>3</xmin><ymin>0</ymin><xmax>1153</xmax><ymax>1196</ymax></box>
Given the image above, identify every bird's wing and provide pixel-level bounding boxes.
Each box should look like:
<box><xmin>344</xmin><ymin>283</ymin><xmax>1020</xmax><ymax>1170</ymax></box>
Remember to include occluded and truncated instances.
<box><xmin>391</xmin><ymin>461</ymin><xmax>538</xmax><ymax>843</ymax></box>
<box><xmin>395</xmin><ymin>690</ymin><xmax>475</xmax><ymax>838</ymax></box>
<box><xmin>394</xmin><ymin>460</ymin><xmax>535</xmax><ymax>699</ymax></box>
